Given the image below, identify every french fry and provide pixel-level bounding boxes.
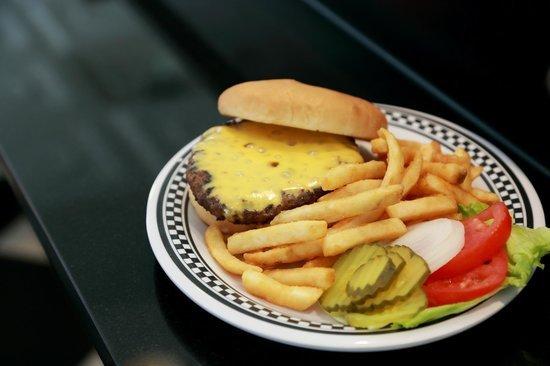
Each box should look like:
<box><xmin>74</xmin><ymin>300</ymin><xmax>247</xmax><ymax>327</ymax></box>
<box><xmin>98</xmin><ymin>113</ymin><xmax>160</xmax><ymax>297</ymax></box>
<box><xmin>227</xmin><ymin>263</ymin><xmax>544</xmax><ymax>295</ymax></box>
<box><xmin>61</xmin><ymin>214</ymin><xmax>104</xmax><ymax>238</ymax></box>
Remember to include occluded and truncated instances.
<box><xmin>404</xmin><ymin>183</ymin><xmax>424</xmax><ymax>199</ymax></box>
<box><xmin>321</xmin><ymin>161</ymin><xmax>386</xmax><ymax>190</ymax></box>
<box><xmin>401</xmin><ymin>147</ymin><xmax>418</xmax><ymax>165</ymax></box>
<box><xmin>243</xmin><ymin>216</ymin><xmax>364</xmax><ymax>266</ymax></box>
<box><xmin>379</xmin><ymin>128</ymin><xmax>405</xmax><ymax>186</ymax></box>
<box><xmin>386</xmin><ymin>196</ymin><xmax>457</xmax><ymax>222</ymax></box>
<box><xmin>419</xmin><ymin>141</ymin><xmax>442</xmax><ymax>162</ymax></box>
<box><xmin>471</xmin><ymin>165</ymin><xmax>483</xmax><ymax>179</ymax></box>
<box><xmin>449</xmin><ymin>185</ymin><xmax>479</xmax><ymax>205</ymax></box>
<box><xmin>460</xmin><ymin>165</ymin><xmax>484</xmax><ymax>191</ymax></box>
<box><xmin>434</xmin><ymin>147</ymin><xmax>470</xmax><ymax>167</ymax></box>
<box><xmin>371</xmin><ymin>138</ymin><xmax>422</xmax><ymax>154</ymax></box>
<box><xmin>454</xmin><ymin>148</ymin><xmax>471</xmax><ymax>167</ymax></box>
<box><xmin>270</xmin><ymin>185</ymin><xmax>403</xmax><ymax>225</ymax></box>
<box><xmin>302</xmin><ymin>256</ymin><xmax>340</xmax><ymax>268</ymax></box>
<box><xmin>329</xmin><ymin>185</ymin><xmax>403</xmax><ymax>231</ymax></box>
<box><xmin>227</xmin><ymin>221</ymin><xmax>327</xmax><ymax>255</ymax></box>
<box><xmin>242</xmin><ymin>270</ymin><xmax>323</xmax><ymax>311</ymax></box>
<box><xmin>414</xmin><ymin>174</ymin><xmax>478</xmax><ymax>205</ymax></box>
<box><xmin>370</xmin><ymin>138</ymin><xmax>387</xmax><ymax>155</ymax></box>
<box><xmin>264</xmin><ymin>267</ymin><xmax>335</xmax><ymax>290</ymax></box>
<box><xmin>471</xmin><ymin>188</ymin><xmax>500</xmax><ymax>204</ymax></box>
<box><xmin>422</xmin><ymin>162</ymin><xmax>467</xmax><ymax>184</ymax></box>
<box><xmin>330</xmin><ymin>207</ymin><xmax>386</xmax><ymax>231</ymax></box>
<box><xmin>318</xmin><ymin>179</ymin><xmax>381</xmax><ymax>201</ymax></box>
<box><xmin>243</xmin><ymin>239</ymin><xmax>323</xmax><ymax>267</ymax></box>
<box><xmin>400</xmin><ymin>139</ymin><xmax>424</xmax><ymax>150</ymax></box>
<box><xmin>205</xmin><ymin>226</ymin><xmax>262</xmax><ymax>275</ymax></box>
<box><xmin>371</xmin><ymin>138</ymin><xmax>418</xmax><ymax>164</ymax></box>
<box><xmin>413</xmin><ymin>174</ymin><xmax>454</xmax><ymax>197</ymax></box>
<box><xmin>401</xmin><ymin>150</ymin><xmax>423</xmax><ymax>196</ymax></box>
<box><xmin>323</xmin><ymin>218</ymin><xmax>407</xmax><ymax>256</ymax></box>
<box><xmin>379</xmin><ymin>211</ymin><xmax>390</xmax><ymax>220</ymax></box>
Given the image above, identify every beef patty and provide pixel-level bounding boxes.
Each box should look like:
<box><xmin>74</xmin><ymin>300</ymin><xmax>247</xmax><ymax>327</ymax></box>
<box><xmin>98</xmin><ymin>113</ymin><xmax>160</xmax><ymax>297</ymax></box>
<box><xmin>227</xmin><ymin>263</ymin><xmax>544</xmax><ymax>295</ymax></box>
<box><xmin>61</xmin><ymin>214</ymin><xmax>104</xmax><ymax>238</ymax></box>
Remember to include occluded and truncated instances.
<box><xmin>187</xmin><ymin>155</ymin><xmax>325</xmax><ymax>224</ymax></box>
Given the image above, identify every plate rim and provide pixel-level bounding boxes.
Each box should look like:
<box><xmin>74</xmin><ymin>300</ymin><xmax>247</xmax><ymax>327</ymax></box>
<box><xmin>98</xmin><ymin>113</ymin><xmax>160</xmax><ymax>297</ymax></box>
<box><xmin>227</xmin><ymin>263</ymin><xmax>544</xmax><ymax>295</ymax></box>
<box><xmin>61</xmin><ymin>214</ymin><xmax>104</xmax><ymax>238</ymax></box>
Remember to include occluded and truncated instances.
<box><xmin>146</xmin><ymin>104</ymin><xmax>545</xmax><ymax>351</ymax></box>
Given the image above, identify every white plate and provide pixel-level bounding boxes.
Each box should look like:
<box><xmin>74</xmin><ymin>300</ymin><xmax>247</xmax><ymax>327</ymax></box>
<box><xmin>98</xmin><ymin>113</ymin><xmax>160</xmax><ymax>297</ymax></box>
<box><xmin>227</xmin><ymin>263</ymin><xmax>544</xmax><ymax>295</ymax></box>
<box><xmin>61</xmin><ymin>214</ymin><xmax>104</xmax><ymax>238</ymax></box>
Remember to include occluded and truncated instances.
<box><xmin>146</xmin><ymin>105</ymin><xmax>544</xmax><ymax>351</ymax></box>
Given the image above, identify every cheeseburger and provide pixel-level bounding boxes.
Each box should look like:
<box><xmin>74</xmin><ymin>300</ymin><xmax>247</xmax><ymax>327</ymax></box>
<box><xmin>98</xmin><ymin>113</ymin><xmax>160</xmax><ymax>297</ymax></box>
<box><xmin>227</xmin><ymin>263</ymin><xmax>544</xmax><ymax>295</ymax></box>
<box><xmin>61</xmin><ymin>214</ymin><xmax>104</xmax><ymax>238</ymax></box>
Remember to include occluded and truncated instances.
<box><xmin>187</xmin><ymin>79</ymin><xmax>386</xmax><ymax>231</ymax></box>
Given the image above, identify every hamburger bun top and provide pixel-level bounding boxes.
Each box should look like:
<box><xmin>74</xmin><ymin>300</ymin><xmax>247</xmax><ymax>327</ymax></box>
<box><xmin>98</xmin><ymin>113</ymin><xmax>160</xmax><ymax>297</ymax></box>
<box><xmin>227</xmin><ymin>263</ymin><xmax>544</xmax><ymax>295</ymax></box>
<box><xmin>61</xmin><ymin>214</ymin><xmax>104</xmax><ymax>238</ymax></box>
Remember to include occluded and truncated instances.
<box><xmin>218</xmin><ymin>79</ymin><xmax>386</xmax><ymax>140</ymax></box>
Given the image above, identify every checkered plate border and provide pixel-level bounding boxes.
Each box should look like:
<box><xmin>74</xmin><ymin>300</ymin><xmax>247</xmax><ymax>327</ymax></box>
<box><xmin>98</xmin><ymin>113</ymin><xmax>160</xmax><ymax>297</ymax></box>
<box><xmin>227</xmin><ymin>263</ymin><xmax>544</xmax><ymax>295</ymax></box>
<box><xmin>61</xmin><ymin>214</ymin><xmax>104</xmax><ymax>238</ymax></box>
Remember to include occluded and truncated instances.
<box><xmin>155</xmin><ymin>106</ymin><xmax>534</xmax><ymax>334</ymax></box>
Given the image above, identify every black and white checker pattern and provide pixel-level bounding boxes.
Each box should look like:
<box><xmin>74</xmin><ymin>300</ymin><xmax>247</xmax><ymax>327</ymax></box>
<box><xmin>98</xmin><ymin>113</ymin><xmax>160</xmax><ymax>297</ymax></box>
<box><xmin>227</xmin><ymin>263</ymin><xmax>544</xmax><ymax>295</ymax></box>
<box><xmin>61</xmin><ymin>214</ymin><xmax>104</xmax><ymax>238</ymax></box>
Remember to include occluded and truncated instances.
<box><xmin>158</xmin><ymin>107</ymin><xmax>532</xmax><ymax>333</ymax></box>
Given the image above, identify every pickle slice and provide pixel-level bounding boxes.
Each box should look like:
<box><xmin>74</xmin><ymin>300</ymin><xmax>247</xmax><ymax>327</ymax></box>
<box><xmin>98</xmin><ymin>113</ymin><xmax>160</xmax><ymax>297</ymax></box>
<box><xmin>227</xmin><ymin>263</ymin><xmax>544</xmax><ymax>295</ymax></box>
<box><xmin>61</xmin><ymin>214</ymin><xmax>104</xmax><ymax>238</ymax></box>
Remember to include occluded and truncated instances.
<box><xmin>387</xmin><ymin>251</ymin><xmax>405</xmax><ymax>273</ymax></box>
<box><xmin>348</xmin><ymin>251</ymin><xmax>407</xmax><ymax>304</ymax></box>
<box><xmin>346</xmin><ymin>255</ymin><xmax>395</xmax><ymax>300</ymax></box>
<box><xmin>388</xmin><ymin>245</ymin><xmax>413</xmax><ymax>261</ymax></box>
<box><xmin>320</xmin><ymin>244</ymin><xmax>386</xmax><ymax>311</ymax></box>
<box><xmin>356</xmin><ymin>246</ymin><xmax>429</xmax><ymax>311</ymax></box>
<box><xmin>345</xmin><ymin>288</ymin><xmax>428</xmax><ymax>329</ymax></box>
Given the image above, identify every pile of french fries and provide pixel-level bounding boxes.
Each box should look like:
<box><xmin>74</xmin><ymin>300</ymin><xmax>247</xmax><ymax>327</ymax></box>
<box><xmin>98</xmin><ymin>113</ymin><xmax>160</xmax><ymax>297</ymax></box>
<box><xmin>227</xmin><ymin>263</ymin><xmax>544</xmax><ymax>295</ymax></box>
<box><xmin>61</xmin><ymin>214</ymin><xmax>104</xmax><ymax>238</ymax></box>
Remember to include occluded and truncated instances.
<box><xmin>203</xmin><ymin>128</ymin><xmax>500</xmax><ymax>312</ymax></box>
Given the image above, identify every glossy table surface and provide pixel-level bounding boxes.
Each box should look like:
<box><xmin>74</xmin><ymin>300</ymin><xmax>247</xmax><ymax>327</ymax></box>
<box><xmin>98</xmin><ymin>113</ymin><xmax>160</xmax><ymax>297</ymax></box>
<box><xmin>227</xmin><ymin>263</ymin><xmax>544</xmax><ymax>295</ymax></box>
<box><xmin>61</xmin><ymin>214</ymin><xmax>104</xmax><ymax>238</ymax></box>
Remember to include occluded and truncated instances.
<box><xmin>0</xmin><ymin>1</ymin><xmax>548</xmax><ymax>365</ymax></box>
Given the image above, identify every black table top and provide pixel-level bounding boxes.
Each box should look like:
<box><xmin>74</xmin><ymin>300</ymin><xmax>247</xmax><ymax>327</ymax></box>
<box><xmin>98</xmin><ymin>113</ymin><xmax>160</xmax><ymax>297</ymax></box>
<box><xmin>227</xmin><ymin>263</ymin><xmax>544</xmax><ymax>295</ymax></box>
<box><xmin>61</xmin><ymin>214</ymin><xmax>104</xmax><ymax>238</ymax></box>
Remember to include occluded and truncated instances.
<box><xmin>1</xmin><ymin>1</ymin><xmax>548</xmax><ymax>365</ymax></box>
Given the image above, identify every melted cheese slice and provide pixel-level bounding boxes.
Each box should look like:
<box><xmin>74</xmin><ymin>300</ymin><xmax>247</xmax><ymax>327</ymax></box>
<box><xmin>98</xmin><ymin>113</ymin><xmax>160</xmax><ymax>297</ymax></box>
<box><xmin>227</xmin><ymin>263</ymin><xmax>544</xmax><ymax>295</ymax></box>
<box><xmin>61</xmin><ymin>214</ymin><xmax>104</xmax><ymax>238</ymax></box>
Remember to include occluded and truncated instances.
<box><xmin>192</xmin><ymin>121</ymin><xmax>363</xmax><ymax>218</ymax></box>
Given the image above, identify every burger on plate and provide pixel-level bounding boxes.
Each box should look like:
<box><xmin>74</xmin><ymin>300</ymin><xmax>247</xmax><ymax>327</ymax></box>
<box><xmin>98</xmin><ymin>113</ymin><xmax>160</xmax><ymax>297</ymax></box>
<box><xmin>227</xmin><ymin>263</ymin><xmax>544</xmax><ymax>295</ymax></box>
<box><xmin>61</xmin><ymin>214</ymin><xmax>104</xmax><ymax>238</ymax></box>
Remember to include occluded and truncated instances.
<box><xmin>186</xmin><ymin>79</ymin><xmax>387</xmax><ymax>232</ymax></box>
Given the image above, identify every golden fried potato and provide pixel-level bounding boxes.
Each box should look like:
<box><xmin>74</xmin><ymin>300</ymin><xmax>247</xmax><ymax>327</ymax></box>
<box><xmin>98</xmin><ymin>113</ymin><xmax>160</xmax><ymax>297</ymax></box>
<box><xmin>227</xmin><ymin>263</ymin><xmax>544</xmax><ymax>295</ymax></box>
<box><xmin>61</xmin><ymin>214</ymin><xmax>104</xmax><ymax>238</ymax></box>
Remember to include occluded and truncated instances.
<box><xmin>329</xmin><ymin>183</ymin><xmax>405</xmax><ymax>230</ymax></box>
<box><xmin>302</xmin><ymin>256</ymin><xmax>340</xmax><ymax>268</ymax></box>
<box><xmin>434</xmin><ymin>147</ymin><xmax>470</xmax><ymax>167</ymax></box>
<box><xmin>386</xmin><ymin>195</ymin><xmax>457</xmax><ymax>222</ymax></box>
<box><xmin>371</xmin><ymin>138</ymin><xmax>419</xmax><ymax>164</ymax></box>
<box><xmin>270</xmin><ymin>185</ymin><xmax>403</xmax><ymax>225</ymax></box>
<box><xmin>471</xmin><ymin>188</ymin><xmax>500</xmax><ymax>204</ymax></box>
<box><xmin>227</xmin><ymin>221</ymin><xmax>327</xmax><ymax>255</ymax></box>
<box><xmin>242</xmin><ymin>270</ymin><xmax>323</xmax><ymax>311</ymax></box>
<box><xmin>460</xmin><ymin>165</ymin><xmax>484</xmax><ymax>191</ymax></box>
<box><xmin>323</xmin><ymin>218</ymin><xmax>407</xmax><ymax>256</ymax></box>
<box><xmin>422</xmin><ymin>162</ymin><xmax>467</xmax><ymax>184</ymax></box>
<box><xmin>378</xmin><ymin>128</ymin><xmax>405</xmax><ymax>186</ymax></box>
<box><xmin>205</xmin><ymin>226</ymin><xmax>262</xmax><ymax>275</ymax></box>
<box><xmin>420</xmin><ymin>141</ymin><xmax>441</xmax><ymax>162</ymax></box>
<box><xmin>370</xmin><ymin>138</ymin><xmax>387</xmax><ymax>155</ymax></box>
<box><xmin>321</xmin><ymin>161</ymin><xmax>386</xmax><ymax>191</ymax></box>
<box><xmin>243</xmin><ymin>239</ymin><xmax>323</xmax><ymax>267</ymax></box>
<box><xmin>414</xmin><ymin>174</ymin><xmax>478</xmax><ymax>205</ymax></box>
<box><xmin>401</xmin><ymin>150</ymin><xmax>423</xmax><ymax>196</ymax></box>
<box><xmin>318</xmin><ymin>179</ymin><xmax>381</xmax><ymax>201</ymax></box>
<box><xmin>329</xmin><ymin>207</ymin><xmax>386</xmax><ymax>231</ymax></box>
<box><xmin>264</xmin><ymin>267</ymin><xmax>335</xmax><ymax>290</ymax></box>
<box><xmin>371</xmin><ymin>138</ymin><xmax>421</xmax><ymax>153</ymax></box>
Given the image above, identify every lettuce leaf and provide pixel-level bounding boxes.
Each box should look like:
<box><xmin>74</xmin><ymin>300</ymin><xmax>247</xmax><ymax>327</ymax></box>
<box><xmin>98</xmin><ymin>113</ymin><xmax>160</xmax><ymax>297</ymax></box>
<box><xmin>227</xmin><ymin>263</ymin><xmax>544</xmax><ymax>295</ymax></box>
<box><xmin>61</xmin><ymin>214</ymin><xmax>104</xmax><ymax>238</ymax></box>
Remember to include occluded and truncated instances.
<box><xmin>505</xmin><ymin>225</ymin><xmax>550</xmax><ymax>287</ymax></box>
<box><xmin>395</xmin><ymin>291</ymin><xmax>496</xmax><ymax>329</ymax></box>
<box><xmin>458</xmin><ymin>201</ymin><xmax>488</xmax><ymax>218</ymax></box>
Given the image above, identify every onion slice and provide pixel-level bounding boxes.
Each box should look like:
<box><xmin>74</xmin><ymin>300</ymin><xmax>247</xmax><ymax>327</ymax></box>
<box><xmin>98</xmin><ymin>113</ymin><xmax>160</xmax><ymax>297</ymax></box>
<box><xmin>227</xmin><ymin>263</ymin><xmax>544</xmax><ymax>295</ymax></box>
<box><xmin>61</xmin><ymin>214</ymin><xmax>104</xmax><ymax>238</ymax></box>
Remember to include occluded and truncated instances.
<box><xmin>390</xmin><ymin>219</ymin><xmax>464</xmax><ymax>272</ymax></box>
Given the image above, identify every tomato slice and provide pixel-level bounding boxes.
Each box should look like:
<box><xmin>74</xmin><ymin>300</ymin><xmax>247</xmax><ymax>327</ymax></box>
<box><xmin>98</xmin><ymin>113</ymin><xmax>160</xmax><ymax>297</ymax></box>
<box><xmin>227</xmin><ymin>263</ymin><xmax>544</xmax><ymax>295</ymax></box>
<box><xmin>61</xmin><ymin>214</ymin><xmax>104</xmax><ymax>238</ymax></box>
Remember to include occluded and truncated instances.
<box><xmin>428</xmin><ymin>202</ymin><xmax>511</xmax><ymax>281</ymax></box>
<box><xmin>423</xmin><ymin>249</ymin><xmax>508</xmax><ymax>307</ymax></box>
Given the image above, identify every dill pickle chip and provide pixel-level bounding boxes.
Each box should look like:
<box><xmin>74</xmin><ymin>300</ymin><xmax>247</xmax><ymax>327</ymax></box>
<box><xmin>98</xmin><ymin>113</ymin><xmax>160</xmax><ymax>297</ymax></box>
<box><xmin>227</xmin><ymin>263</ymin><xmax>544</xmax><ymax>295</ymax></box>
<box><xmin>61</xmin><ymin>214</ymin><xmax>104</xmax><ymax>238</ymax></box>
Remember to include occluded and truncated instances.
<box><xmin>356</xmin><ymin>246</ymin><xmax>429</xmax><ymax>311</ymax></box>
<box><xmin>348</xmin><ymin>251</ymin><xmax>408</xmax><ymax>304</ymax></box>
<box><xmin>387</xmin><ymin>251</ymin><xmax>405</xmax><ymax>272</ymax></box>
<box><xmin>388</xmin><ymin>245</ymin><xmax>414</xmax><ymax>261</ymax></box>
<box><xmin>319</xmin><ymin>244</ymin><xmax>386</xmax><ymax>311</ymax></box>
<box><xmin>346</xmin><ymin>255</ymin><xmax>395</xmax><ymax>300</ymax></box>
<box><xmin>345</xmin><ymin>288</ymin><xmax>428</xmax><ymax>329</ymax></box>
<box><xmin>349</xmin><ymin>251</ymin><xmax>407</xmax><ymax>305</ymax></box>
